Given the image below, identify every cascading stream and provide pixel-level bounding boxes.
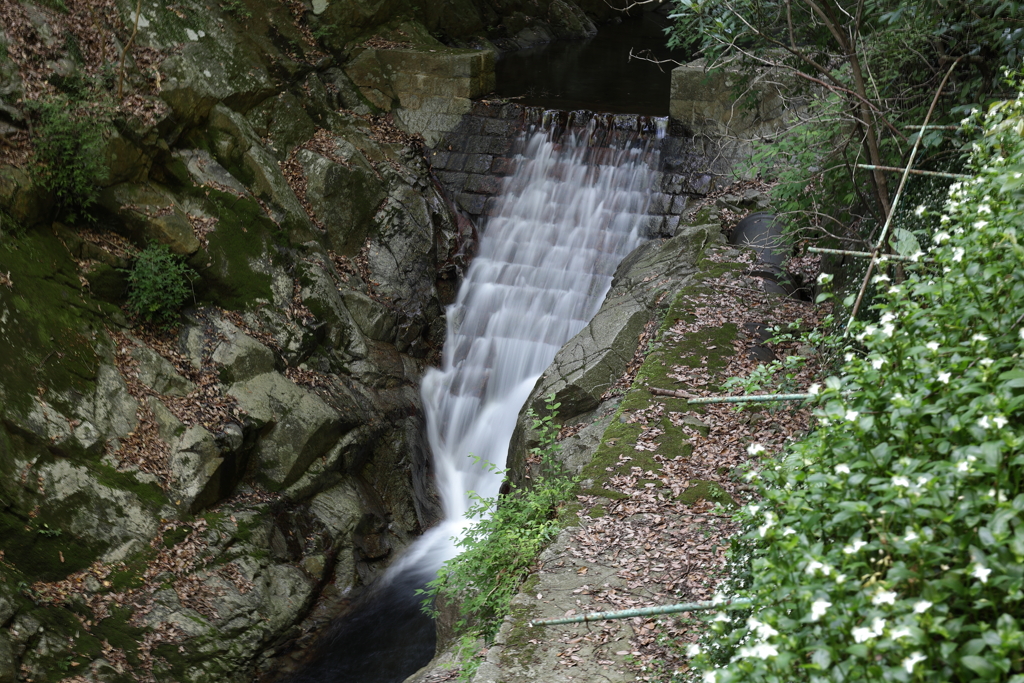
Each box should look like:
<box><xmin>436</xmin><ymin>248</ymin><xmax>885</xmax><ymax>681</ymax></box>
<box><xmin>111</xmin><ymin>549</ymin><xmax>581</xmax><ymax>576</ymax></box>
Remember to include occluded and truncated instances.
<box><xmin>387</xmin><ymin>122</ymin><xmax>655</xmax><ymax>584</ymax></box>
<box><xmin>286</xmin><ymin>119</ymin><xmax>659</xmax><ymax>683</ymax></box>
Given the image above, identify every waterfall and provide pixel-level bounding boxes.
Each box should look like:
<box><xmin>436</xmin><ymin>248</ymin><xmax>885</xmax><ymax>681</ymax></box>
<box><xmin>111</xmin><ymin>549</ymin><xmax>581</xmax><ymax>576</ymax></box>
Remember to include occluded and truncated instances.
<box><xmin>285</xmin><ymin>119</ymin><xmax>659</xmax><ymax>683</ymax></box>
<box><xmin>386</xmin><ymin>120</ymin><xmax>655</xmax><ymax>583</ymax></box>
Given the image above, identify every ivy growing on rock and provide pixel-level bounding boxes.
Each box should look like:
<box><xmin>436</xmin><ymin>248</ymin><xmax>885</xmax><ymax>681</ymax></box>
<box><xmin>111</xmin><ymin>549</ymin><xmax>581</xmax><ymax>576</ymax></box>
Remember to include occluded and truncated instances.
<box><xmin>691</xmin><ymin>70</ymin><xmax>1024</xmax><ymax>683</ymax></box>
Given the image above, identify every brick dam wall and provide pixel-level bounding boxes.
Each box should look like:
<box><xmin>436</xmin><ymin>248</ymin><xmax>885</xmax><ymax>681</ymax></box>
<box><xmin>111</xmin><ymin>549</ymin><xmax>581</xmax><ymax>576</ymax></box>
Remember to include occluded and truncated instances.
<box><xmin>424</xmin><ymin>101</ymin><xmax>727</xmax><ymax>242</ymax></box>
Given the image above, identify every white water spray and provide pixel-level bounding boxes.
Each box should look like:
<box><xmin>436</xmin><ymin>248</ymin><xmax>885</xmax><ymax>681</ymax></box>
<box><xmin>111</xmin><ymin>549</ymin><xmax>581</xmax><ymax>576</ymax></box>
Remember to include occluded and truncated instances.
<box><xmin>385</xmin><ymin>121</ymin><xmax>657</xmax><ymax>580</ymax></box>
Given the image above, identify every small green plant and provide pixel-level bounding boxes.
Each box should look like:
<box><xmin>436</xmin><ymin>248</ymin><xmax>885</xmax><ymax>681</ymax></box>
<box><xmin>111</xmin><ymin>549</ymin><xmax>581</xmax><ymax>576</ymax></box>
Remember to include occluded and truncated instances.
<box><xmin>36</xmin><ymin>523</ymin><xmax>62</xmax><ymax>538</ymax></box>
<box><xmin>420</xmin><ymin>396</ymin><xmax>576</xmax><ymax>644</ymax></box>
<box><xmin>29</xmin><ymin>97</ymin><xmax>104</xmax><ymax>223</ymax></box>
<box><xmin>122</xmin><ymin>245</ymin><xmax>197</xmax><ymax>326</ymax></box>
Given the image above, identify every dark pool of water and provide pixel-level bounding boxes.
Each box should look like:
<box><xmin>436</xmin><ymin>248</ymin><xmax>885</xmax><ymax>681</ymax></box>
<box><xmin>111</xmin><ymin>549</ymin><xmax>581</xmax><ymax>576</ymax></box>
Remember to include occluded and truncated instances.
<box><xmin>495</xmin><ymin>13</ymin><xmax>688</xmax><ymax>116</ymax></box>
<box><xmin>280</xmin><ymin>570</ymin><xmax>436</xmax><ymax>683</ymax></box>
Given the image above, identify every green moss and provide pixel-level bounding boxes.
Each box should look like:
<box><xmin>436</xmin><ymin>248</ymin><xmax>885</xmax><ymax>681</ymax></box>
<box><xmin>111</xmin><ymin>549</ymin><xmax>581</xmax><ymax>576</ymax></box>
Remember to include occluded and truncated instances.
<box><xmin>107</xmin><ymin>546</ymin><xmax>156</xmax><ymax>592</ymax></box>
<box><xmin>0</xmin><ymin>505</ymin><xmax>99</xmax><ymax>581</ymax></box>
<box><xmin>587</xmin><ymin>504</ymin><xmax>606</xmax><ymax>518</ymax></box>
<box><xmin>92</xmin><ymin>463</ymin><xmax>167</xmax><ymax>508</ymax></box>
<box><xmin>677</xmin><ymin>479</ymin><xmax>739</xmax><ymax>510</ymax></box>
<box><xmin>191</xmin><ymin>189</ymin><xmax>276</xmax><ymax>309</ymax></box>
<box><xmin>0</xmin><ymin>231</ymin><xmax>104</xmax><ymax>420</ymax></box>
<box><xmin>91</xmin><ymin>606</ymin><xmax>148</xmax><ymax>660</ymax></box>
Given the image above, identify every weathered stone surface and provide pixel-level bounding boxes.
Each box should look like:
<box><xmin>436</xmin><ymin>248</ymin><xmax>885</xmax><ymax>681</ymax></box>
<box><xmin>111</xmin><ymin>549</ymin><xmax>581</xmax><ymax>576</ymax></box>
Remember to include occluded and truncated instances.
<box><xmin>245</xmin><ymin>91</ymin><xmax>317</xmax><ymax>158</ymax></box>
<box><xmin>99</xmin><ymin>130</ymin><xmax>150</xmax><ymax>187</ymax></box>
<box><xmin>173</xmin><ymin>148</ymin><xmax>250</xmax><ymax>196</ymax></box>
<box><xmin>133</xmin><ymin>345</ymin><xmax>196</xmax><ymax>396</ymax></box>
<box><xmin>0</xmin><ymin>633</ymin><xmax>13</xmax><ymax>683</ymax></box>
<box><xmin>158</xmin><ymin>32</ymin><xmax>277</xmax><ymax>125</ymax></box>
<box><xmin>228</xmin><ymin>372</ymin><xmax>343</xmax><ymax>490</ymax></box>
<box><xmin>297</xmin><ymin>145</ymin><xmax>386</xmax><ymax>255</ymax></box>
<box><xmin>340</xmin><ymin>288</ymin><xmax>396</xmax><ymax>342</ymax></box>
<box><xmin>98</xmin><ymin>182</ymin><xmax>201</xmax><ymax>255</ymax></box>
<box><xmin>210</xmin><ymin>320</ymin><xmax>278</xmax><ymax>384</ymax></box>
<box><xmin>205</xmin><ymin>104</ymin><xmax>315</xmax><ymax>236</ymax></box>
<box><xmin>169</xmin><ymin>425</ymin><xmax>230</xmax><ymax>513</ymax></box>
<box><xmin>310</xmin><ymin>480</ymin><xmax>363</xmax><ymax>538</ymax></box>
<box><xmin>38</xmin><ymin>459</ymin><xmax>162</xmax><ymax>562</ymax></box>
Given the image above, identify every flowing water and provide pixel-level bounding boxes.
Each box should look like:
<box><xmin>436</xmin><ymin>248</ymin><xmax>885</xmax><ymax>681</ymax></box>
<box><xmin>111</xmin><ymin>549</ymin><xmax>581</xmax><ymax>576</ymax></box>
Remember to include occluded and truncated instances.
<box><xmin>287</xmin><ymin>119</ymin><xmax>660</xmax><ymax>683</ymax></box>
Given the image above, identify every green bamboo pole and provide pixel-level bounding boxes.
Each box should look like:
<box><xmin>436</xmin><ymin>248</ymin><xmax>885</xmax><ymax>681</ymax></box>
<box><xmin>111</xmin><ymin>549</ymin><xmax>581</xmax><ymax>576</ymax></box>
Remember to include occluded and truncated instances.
<box><xmin>856</xmin><ymin>163</ymin><xmax>969</xmax><ymax>180</ymax></box>
<box><xmin>808</xmin><ymin>247</ymin><xmax>934</xmax><ymax>263</ymax></box>
<box><xmin>529</xmin><ymin>598</ymin><xmax>754</xmax><ymax>627</ymax></box>
<box><xmin>651</xmin><ymin>387</ymin><xmax>815</xmax><ymax>403</ymax></box>
<box><xmin>903</xmin><ymin>124</ymin><xmax>959</xmax><ymax>131</ymax></box>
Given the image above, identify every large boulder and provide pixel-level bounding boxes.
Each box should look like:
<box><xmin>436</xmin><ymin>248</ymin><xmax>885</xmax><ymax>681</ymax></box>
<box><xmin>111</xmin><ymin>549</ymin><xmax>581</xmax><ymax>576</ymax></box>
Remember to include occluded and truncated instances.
<box><xmin>297</xmin><ymin>144</ymin><xmax>387</xmax><ymax>255</ymax></box>
<box><xmin>98</xmin><ymin>182</ymin><xmax>201</xmax><ymax>255</ymax></box>
<box><xmin>228</xmin><ymin>372</ymin><xmax>344</xmax><ymax>490</ymax></box>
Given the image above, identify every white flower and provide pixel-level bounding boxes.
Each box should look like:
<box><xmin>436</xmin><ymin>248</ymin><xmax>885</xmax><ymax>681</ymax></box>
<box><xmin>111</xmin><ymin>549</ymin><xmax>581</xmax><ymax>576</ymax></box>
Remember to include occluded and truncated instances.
<box><xmin>891</xmin><ymin>626</ymin><xmax>912</xmax><ymax>639</ymax></box>
<box><xmin>980</xmin><ymin>358</ymin><xmax>994</xmax><ymax>366</ymax></box>
<box><xmin>892</xmin><ymin>476</ymin><xmax>910</xmax><ymax>487</ymax></box>
<box><xmin>873</xmin><ymin>272</ymin><xmax>891</xmax><ymax>284</ymax></box>
<box><xmin>915</xmin><ymin>204</ymin><xmax>926</xmax><ymax>216</ymax></box>
<box><xmin>889</xmin><ymin>285</ymin><xmax>902</xmax><ymax>294</ymax></box>
<box><xmin>758</xmin><ymin>513</ymin><xmax>776</xmax><ymax>537</ymax></box>
<box><xmin>817</xmin><ymin>272</ymin><xmax>833</xmax><ymax>284</ymax></box>
<box><xmin>844</xmin><ymin>539</ymin><xmax>868</xmax><ymax>554</ymax></box>
<box><xmin>881</xmin><ymin>323</ymin><xmax>895</xmax><ymax>337</ymax></box>
<box><xmin>872</xmin><ymin>589</ymin><xmax>898</xmax><ymax>606</ymax></box>
<box><xmin>783</xmin><ymin>527</ymin><xmax>796</xmax><ymax>536</ymax></box>
<box><xmin>1019</xmin><ymin>327</ymin><xmax>1024</xmax><ymax>341</ymax></box>
<box><xmin>852</xmin><ymin>627</ymin><xmax>876</xmax><ymax>643</ymax></box>
<box><xmin>835</xmin><ymin>463</ymin><xmax>851</xmax><ymax>474</ymax></box>
<box><xmin>913</xmin><ymin>600</ymin><xmax>932</xmax><ymax>613</ymax></box>
<box><xmin>953</xmin><ymin>247</ymin><xmax>965</xmax><ymax>262</ymax></box>
<box><xmin>978</xmin><ymin>204</ymin><xmax>992</xmax><ymax>214</ymax></box>
<box><xmin>747</xmin><ymin>617</ymin><xmax>779</xmax><ymax>640</ymax></box>
<box><xmin>904</xmin><ymin>530</ymin><xmax>919</xmax><ymax>542</ymax></box>
<box><xmin>957</xmin><ymin>460</ymin><xmax>970</xmax><ymax>472</ymax></box>
<box><xmin>902</xmin><ymin>652</ymin><xmax>927</xmax><ymax>673</ymax></box>
<box><xmin>808</xmin><ymin>383</ymin><xmax>821</xmax><ymax>395</ymax></box>
<box><xmin>972</xmin><ymin>563</ymin><xmax>992</xmax><ymax>583</ymax></box>
<box><xmin>738</xmin><ymin>642</ymin><xmax>779</xmax><ymax>659</ymax></box>
<box><xmin>973</xmin><ymin>220</ymin><xmax>989</xmax><ymax>229</ymax></box>
<box><xmin>972</xmin><ymin>333</ymin><xmax>988</xmax><ymax>342</ymax></box>
<box><xmin>880</xmin><ymin>312</ymin><xmax>896</xmax><ymax>324</ymax></box>
<box><xmin>686</xmin><ymin>643</ymin><xmax>701</xmax><ymax>657</ymax></box>
<box><xmin>871</xmin><ymin>357</ymin><xmax>885</xmax><ymax>370</ymax></box>
<box><xmin>938</xmin><ymin>371</ymin><xmax>951</xmax><ymax>384</ymax></box>
<box><xmin>703</xmin><ymin>671</ymin><xmax>718</xmax><ymax>683</ymax></box>
<box><xmin>994</xmin><ymin>415</ymin><xmax>1008</xmax><ymax>428</ymax></box>
<box><xmin>978</xmin><ymin>415</ymin><xmax>991</xmax><ymax>429</ymax></box>
<box><xmin>926</xmin><ymin>341</ymin><xmax>940</xmax><ymax>351</ymax></box>
<box><xmin>934</xmin><ymin>231</ymin><xmax>950</xmax><ymax>243</ymax></box>
<box><xmin>810</xmin><ymin>599</ymin><xmax>831</xmax><ymax>621</ymax></box>
<box><xmin>845</xmin><ymin>409</ymin><xmax>860</xmax><ymax>422</ymax></box>
<box><xmin>909</xmin><ymin>250</ymin><xmax>924</xmax><ymax>263</ymax></box>
<box><xmin>805</xmin><ymin>560</ymin><xmax>832</xmax><ymax>576</ymax></box>
<box><xmin>747</xmin><ymin>443</ymin><xmax>766</xmax><ymax>456</ymax></box>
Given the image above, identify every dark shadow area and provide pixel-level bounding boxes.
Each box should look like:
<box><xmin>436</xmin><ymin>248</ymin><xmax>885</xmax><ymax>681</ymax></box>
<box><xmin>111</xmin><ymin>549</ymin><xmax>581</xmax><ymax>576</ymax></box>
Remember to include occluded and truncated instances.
<box><xmin>278</xmin><ymin>569</ymin><xmax>436</xmax><ymax>683</ymax></box>
<box><xmin>495</xmin><ymin>13</ymin><xmax>689</xmax><ymax>116</ymax></box>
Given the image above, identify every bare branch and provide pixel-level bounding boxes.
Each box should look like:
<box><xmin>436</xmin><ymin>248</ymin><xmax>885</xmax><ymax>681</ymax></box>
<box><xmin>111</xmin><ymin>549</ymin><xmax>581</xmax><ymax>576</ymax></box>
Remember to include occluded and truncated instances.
<box><xmin>628</xmin><ymin>48</ymin><xmax>683</xmax><ymax>72</ymax></box>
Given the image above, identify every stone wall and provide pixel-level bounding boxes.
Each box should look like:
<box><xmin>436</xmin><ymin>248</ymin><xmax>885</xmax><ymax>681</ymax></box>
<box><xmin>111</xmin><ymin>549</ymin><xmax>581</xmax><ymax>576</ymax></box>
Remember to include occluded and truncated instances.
<box><xmin>424</xmin><ymin>102</ymin><xmax>724</xmax><ymax>240</ymax></box>
<box><xmin>669</xmin><ymin>60</ymin><xmax>802</xmax><ymax>172</ymax></box>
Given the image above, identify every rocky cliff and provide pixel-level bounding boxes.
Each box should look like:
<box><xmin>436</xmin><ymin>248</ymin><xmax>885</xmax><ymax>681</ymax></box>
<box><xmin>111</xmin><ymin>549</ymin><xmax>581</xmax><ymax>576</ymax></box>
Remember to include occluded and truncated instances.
<box><xmin>0</xmin><ymin>0</ymin><xmax>638</xmax><ymax>680</ymax></box>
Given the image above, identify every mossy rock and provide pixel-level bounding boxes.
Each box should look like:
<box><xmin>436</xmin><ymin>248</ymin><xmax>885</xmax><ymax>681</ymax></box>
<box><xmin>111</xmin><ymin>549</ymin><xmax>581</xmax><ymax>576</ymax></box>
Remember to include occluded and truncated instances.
<box><xmin>677</xmin><ymin>479</ymin><xmax>739</xmax><ymax>510</ymax></box>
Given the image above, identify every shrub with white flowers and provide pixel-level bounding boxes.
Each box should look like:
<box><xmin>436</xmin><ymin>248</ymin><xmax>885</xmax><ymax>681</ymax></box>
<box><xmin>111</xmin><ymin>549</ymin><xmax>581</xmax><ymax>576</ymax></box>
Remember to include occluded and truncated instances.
<box><xmin>693</xmin><ymin>70</ymin><xmax>1024</xmax><ymax>682</ymax></box>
